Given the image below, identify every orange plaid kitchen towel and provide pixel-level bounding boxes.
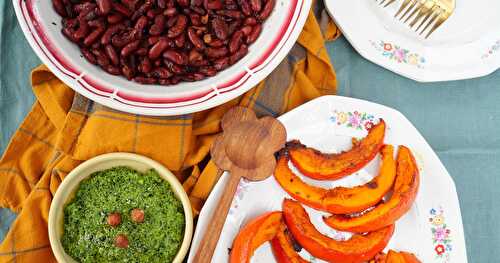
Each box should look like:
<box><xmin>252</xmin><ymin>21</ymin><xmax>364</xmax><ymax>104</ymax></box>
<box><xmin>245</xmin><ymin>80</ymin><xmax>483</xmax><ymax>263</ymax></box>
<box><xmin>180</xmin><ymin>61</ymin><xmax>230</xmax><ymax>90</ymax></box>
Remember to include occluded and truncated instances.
<box><xmin>0</xmin><ymin>3</ymin><xmax>339</xmax><ymax>262</ymax></box>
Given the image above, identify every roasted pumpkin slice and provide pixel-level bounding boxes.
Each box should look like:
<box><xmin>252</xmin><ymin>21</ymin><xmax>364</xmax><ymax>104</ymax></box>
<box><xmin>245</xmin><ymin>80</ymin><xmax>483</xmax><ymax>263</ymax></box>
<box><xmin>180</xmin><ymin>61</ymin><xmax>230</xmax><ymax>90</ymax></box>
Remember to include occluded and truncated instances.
<box><xmin>271</xmin><ymin>223</ymin><xmax>309</xmax><ymax>263</ymax></box>
<box><xmin>324</xmin><ymin>146</ymin><xmax>420</xmax><ymax>233</ymax></box>
<box><xmin>274</xmin><ymin>145</ymin><xmax>396</xmax><ymax>214</ymax></box>
<box><xmin>230</xmin><ymin>211</ymin><xmax>282</xmax><ymax>263</ymax></box>
<box><xmin>287</xmin><ymin>119</ymin><xmax>386</xmax><ymax>180</ymax></box>
<box><xmin>283</xmin><ymin>199</ymin><xmax>394</xmax><ymax>263</ymax></box>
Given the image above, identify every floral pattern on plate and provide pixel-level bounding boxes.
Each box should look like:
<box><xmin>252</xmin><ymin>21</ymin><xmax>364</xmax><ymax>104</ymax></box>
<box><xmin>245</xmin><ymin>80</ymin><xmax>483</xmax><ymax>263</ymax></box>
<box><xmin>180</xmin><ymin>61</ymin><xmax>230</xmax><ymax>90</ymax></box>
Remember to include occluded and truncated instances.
<box><xmin>330</xmin><ymin>110</ymin><xmax>376</xmax><ymax>130</ymax></box>
<box><xmin>430</xmin><ymin>207</ymin><xmax>452</xmax><ymax>262</ymax></box>
<box><xmin>481</xmin><ymin>40</ymin><xmax>500</xmax><ymax>59</ymax></box>
<box><xmin>369</xmin><ymin>40</ymin><xmax>426</xmax><ymax>68</ymax></box>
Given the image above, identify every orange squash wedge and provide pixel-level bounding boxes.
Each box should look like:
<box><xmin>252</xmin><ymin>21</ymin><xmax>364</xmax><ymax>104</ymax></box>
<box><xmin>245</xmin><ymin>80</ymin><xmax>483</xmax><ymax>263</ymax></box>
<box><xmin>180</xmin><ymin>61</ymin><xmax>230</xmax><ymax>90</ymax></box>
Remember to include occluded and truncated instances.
<box><xmin>283</xmin><ymin>199</ymin><xmax>394</xmax><ymax>263</ymax></box>
<box><xmin>323</xmin><ymin>145</ymin><xmax>420</xmax><ymax>233</ymax></box>
<box><xmin>230</xmin><ymin>211</ymin><xmax>282</xmax><ymax>263</ymax></box>
<box><xmin>287</xmin><ymin>119</ymin><xmax>386</xmax><ymax>180</ymax></box>
<box><xmin>271</xmin><ymin>223</ymin><xmax>309</xmax><ymax>263</ymax></box>
<box><xmin>274</xmin><ymin>145</ymin><xmax>396</xmax><ymax>214</ymax></box>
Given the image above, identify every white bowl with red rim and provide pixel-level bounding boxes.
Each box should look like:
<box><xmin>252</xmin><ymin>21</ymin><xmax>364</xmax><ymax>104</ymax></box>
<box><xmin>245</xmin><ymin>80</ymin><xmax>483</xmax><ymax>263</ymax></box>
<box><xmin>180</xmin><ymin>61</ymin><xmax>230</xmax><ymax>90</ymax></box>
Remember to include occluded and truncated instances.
<box><xmin>13</xmin><ymin>0</ymin><xmax>312</xmax><ymax>116</ymax></box>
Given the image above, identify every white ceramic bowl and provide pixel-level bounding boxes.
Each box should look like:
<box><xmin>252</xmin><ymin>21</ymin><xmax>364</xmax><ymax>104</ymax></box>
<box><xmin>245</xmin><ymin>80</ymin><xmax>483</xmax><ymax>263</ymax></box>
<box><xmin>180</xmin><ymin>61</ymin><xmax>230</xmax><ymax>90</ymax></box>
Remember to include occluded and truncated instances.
<box><xmin>13</xmin><ymin>0</ymin><xmax>311</xmax><ymax>116</ymax></box>
<box><xmin>48</xmin><ymin>153</ymin><xmax>193</xmax><ymax>263</ymax></box>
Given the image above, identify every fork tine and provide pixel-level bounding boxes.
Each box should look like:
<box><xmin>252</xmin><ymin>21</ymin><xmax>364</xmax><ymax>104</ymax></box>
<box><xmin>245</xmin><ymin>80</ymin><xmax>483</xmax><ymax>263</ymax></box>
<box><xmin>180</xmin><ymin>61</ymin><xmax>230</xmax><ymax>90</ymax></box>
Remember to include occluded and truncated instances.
<box><xmin>419</xmin><ymin>10</ymin><xmax>439</xmax><ymax>35</ymax></box>
<box><xmin>410</xmin><ymin>3</ymin><xmax>434</xmax><ymax>28</ymax></box>
<box><xmin>399</xmin><ymin>1</ymin><xmax>419</xmax><ymax>21</ymax></box>
<box><xmin>415</xmin><ymin>5</ymin><xmax>438</xmax><ymax>32</ymax></box>
<box><xmin>403</xmin><ymin>2</ymin><xmax>423</xmax><ymax>23</ymax></box>
<box><xmin>425</xmin><ymin>13</ymin><xmax>446</xmax><ymax>38</ymax></box>
<box><xmin>383</xmin><ymin>0</ymin><xmax>397</xmax><ymax>7</ymax></box>
<box><xmin>395</xmin><ymin>0</ymin><xmax>414</xmax><ymax>17</ymax></box>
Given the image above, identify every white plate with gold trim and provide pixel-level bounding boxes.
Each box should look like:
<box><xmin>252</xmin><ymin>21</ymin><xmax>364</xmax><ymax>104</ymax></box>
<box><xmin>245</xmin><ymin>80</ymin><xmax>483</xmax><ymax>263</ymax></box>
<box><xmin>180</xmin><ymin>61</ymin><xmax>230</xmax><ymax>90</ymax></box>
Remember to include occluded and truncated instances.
<box><xmin>188</xmin><ymin>96</ymin><xmax>467</xmax><ymax>262</ymax></box>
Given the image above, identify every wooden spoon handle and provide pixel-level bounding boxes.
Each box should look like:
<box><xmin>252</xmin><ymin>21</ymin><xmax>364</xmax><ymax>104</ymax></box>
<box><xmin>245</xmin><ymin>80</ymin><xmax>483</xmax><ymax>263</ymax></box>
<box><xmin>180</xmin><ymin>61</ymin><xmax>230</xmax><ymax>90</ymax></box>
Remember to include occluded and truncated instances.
<box><xmin>192</xmin><ymin>173</ymin><xmax>242</xmax><ymax>263</ymax></box>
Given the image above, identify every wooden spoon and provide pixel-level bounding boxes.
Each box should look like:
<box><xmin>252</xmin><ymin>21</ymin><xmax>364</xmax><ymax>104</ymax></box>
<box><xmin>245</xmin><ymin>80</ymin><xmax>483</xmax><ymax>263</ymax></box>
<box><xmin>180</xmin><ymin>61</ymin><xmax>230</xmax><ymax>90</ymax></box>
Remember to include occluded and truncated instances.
<box><xmin>192</xmin><ymin>107</ymin><xmax>287</xmax><ymax>263</ymax></box>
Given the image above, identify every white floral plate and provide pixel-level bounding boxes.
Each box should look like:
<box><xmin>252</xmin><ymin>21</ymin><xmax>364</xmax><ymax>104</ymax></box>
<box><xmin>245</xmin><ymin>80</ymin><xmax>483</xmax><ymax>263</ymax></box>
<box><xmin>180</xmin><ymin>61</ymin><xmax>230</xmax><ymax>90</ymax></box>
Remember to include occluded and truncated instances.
<box><xmin>325</xmin><ymin>0</ymin><xmax>500</xmax><ymax>82</ymax></box>
<box><xmin>188</xmin><ymin>96</ymin><xmax>468</xmax><ymax>262</ymax></box>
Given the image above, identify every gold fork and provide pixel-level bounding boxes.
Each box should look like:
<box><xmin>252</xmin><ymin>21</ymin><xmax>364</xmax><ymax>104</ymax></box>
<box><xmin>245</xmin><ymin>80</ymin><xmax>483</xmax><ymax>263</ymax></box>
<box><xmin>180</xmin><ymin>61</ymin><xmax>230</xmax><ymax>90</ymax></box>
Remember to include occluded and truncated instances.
<box><xmin>380</xmin><ymin>0</ymin><xmax>455</xmax><ymax>39</ymax></box>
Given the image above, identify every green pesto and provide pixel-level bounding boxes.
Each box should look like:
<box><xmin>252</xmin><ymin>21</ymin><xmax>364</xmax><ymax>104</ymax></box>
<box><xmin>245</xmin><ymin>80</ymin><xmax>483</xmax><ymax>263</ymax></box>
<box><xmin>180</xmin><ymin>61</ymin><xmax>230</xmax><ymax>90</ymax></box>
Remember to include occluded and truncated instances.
<box><xmin>61</xmin><ymin>167</ymin><xmax>185</xmax><ymax>263</ymax></box>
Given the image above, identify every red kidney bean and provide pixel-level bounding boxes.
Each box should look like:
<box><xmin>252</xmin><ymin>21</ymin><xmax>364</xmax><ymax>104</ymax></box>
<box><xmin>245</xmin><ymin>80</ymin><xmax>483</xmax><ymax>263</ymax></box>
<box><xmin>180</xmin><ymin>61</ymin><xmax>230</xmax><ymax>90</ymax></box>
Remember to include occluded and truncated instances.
<box><xmin>244</xmin><ymin>17</ymin><xmax>257</xmax><ymax>26</ymax></box>
<box><xmin>105</xmin><ymin>44</ymin><xmax>119</xmax><ymax>65</ymax></box>
<box><xmin>82</xmin><ymin>48</ymin><xmax>97</xmax><ymax>64</ymax></box>
<box><xmin>229</xmin><ymin>30</ymin><xmax>243</xmax><ymax>54</ymax></box>
<box><xmin>122</xmin><ymin>65</ymin><xmax>135</xmax><ymax>80</ymax></box>
<box><xmin>205</xmin><ymin>0</ymin><xmax>223</xmax><ymax>10</ymax></box>
<box><xmin>238</xmin><ymin>0</ymin><xmax>252</xmax><ymax>16</ymax></box>
<box><xmin>149</xmin><ymin>38</ymin><xmax>170</xmax><ymax>59</ymax></box>
<box><xmin>158</xmin><ymin>0</ymin><xmax>167</xmax><ymax>8</ymax></box>
<box><xmin>111</xmin><ymin>30</ymin><xmax>136</xmax><ymax>47</ymax></box>
<box><xmin>97</xmin><ymin>0</ymin><xmax>111</xmax><ymax>15</ymax></box>
<box><xmin>240</xmin><ymin>25</ymin><xmax>252</xmax><ymax>36</ymax></box>
<box><xmin>107</xmin><ymin>13</ymin><xmax>124</xmax><ymax>24</ymax></box>
<box><xmin>151</xmin><ymin>67</ymin><xmax>173</xmax><ymax>79</ymax></box>
<box><xmin>164</xmin><ymin>7</ymin><xmax>178</xmax><ymax>16</ymax></box>
<box><xmin>148</xmin><ymin>36</ymin><xmax>160</xmax><ymax>46</ymax></box>
<box><xmin>132</xmin><ymin>1</ymin><xmax>154</xmax><ymax>20</ymax></box>
<box><xmin>174</xmin><ymin>34</ymin><xmax>186</xmax><ymax>48</ymax></box>
<box><xmin>134</xmin><ymin>76</ymin><xmax>158</xmax><ymax>84</ymax></box>
<box><xmin>122</xmin><ymin>0</ymin><xmax>139</xmax><ymax>10</ymax></box>
<box><xmin>121</xmin><ymin>40</ymin><xmax>140</xmax><ymax>57</ymax></box>
<box><xmin>187</xmin><ymin>28</ymin><xmax>205</xmax><ymax>50</ymax></box>
<box><xmin>83</xmin><ymin>25</ymin><xmax>105</xmax><ymax>46</ymax></box>
<box><xmin>227</xmin><ymin>20</ymin><xmax>242</xmax><ymax>36</ymax></box>
<box><xmin>134</xmin><ymin>16</ymin><xmax>149</xmax><ymax>32</ymax></box>
<box><xmin>212</xmin><ymin>18</ymin><xmax>228</xmax><ymax>40</ymax></box>
<box><xmin>177</xmin><ymin>0</ymin><xmax>189</xmax><ymax>7</ymax></box>
<box><xmin>189</xmin><ymin>13</ymin><xmax>202</xmax><ymax>26</ymax></box>
<box><xmin>189</xmin><ymin>49</ymin><xmax>203</xmax><ymax>63</ymax></box>
<box><xmin>53</xmin><ymin>0</ymin><xmax>67</xmax><ymax>17</ymax></box>
<box><xmin>136</xmin><ymin>47</ymin><xmax>148</xmax><ymax>56</ymax></box>
<box><xmin>206</xmin><ymin>38</ymin><xmax>225</xmax><ymax>47</ymax></box>
<box><xmin>258</xmin><ymin>0</ymin><xmax>274</xmax><ymax>20</ymax></box>
<box><xmin>216</xmin><ymin>10</ymin><xmax>242</xmax><ymax>19</ymax></box>
<box><xmin>73</xmin><ymin>19</ymin><xmax>89</xmax><ymax>40</ymax></box>
<box><xmin>205</xmin><ymin>46</ymin><xmax>228</xmax><ymax>58</ymax></box>
<box><xmin>101</xmin><ymin>24</ymin><xmax>125</xmax><ymax>45</ymax></box>
<box><xmin>168</xmin><ymin>15</ymin><xmax>188</xmax><ymax>38</ymax></box>
<box><xmin>213</xmin><ymin>57</ymin><xmax>229</xmax><ymax>70</ymax></box>
<box><xmin>149</xmin><ymin>15</ymin><xmax>166</xmax><ymax>36</ymax></box>
<box><xmin>112</xmin><ymin>2</ymin><xmax>132</xmax><ymax>17</ymax></box>
<box><xmin>92</xmin><ymin>49</ymin><xmax>110</xmax><ymax>67</ymax></box>
<box><xmin>190</xmin><ymin>6</ymin><xmax>207</xmax><ymax>15</ymax></box>
<box><xmin>250</xmin><ymin>0</ymin><xmax>261</xmax><ymax>12</ymax></box>
<box><xmin>105</xmin><ymin>65</ymin><xmax>122</xmax><ymax>75</ymax></box>
<box><xmin>165</xmin><ymin>60</ymin><xmax>184</xmax><ymax>74</ymax></box>
<box><xmin>139</xmin><ymin>57</ymin><xmax>153</xmax><ymax>73</ymax></box>
<box><xmin>199</xmin><ymin>66</ymin><xmax>217</xmax><ymax>76</ymax></box>
<box><xmin>246</xmin><ymin>24</ymin><xmax>262</xmax><ymax>44</ymax></box>
<box><xmin>163</xmin><ymin>50</ymin><xmax>188</xmax><ymax>65</ymax></box>
<box><xmin>191</xmin><ymin>0</ymin><xmax>204</xmax><ymax>6</ymax></box>
<box><xmin>229</xmin><ymin>44</ymin><xmax>247</xmax><ymax>64</ymax></box>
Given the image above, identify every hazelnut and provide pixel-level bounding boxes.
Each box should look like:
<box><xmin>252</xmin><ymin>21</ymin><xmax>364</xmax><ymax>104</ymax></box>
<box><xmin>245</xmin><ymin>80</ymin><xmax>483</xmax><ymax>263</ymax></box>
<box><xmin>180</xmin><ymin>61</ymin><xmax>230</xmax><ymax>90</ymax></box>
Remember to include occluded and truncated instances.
<box><xmin>107</xmin><ymin>212</ymin><xmax>121</xmax><ymax>227</ymax></box>
<box><xmin>114</xmin><ymin>234</ymin><xmax>129</xmax><ymax>248</ymax></box>
<box><xmin>131</xmin><ymin>208</ymin><xmax>145</xmax><ymax>223</ymax></box>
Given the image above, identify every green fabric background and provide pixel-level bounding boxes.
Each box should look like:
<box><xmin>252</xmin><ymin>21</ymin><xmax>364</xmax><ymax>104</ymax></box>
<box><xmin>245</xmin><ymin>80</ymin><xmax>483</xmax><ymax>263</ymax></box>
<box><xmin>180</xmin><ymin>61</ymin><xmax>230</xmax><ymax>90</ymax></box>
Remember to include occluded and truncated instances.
<box><xmin>1</xmin><ymin>2</ymin><xmax>499</xmax><ymax>262</ymax></box>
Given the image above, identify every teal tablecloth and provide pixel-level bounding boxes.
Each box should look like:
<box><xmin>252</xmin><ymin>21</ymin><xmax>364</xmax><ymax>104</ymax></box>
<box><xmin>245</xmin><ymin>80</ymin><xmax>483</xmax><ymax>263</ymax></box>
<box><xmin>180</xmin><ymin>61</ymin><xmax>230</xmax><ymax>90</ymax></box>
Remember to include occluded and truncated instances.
<box><xmin>1</xmin><ymin>2</ymin><xmax>499</xmax><ymax>262</ymax></box>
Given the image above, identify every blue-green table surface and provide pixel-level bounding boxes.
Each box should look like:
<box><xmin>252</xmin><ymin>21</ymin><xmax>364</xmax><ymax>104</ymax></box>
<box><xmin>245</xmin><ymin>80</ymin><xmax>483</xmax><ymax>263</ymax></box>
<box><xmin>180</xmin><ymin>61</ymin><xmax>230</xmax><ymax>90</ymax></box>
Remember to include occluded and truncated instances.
<box><xmin>1</xmin><ymin>2</ymin><xmax>499</xmax><ymax>262</ymax></box>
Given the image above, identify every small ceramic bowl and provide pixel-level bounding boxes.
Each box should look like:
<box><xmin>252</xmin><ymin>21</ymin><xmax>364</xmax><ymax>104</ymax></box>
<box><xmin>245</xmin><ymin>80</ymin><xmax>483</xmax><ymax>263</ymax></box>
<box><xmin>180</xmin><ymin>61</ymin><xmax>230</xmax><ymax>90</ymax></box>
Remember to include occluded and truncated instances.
<box><xmin>48</xmin><ymin>153</ymin><xmax>193</xmax><ymax>263</ymax></box>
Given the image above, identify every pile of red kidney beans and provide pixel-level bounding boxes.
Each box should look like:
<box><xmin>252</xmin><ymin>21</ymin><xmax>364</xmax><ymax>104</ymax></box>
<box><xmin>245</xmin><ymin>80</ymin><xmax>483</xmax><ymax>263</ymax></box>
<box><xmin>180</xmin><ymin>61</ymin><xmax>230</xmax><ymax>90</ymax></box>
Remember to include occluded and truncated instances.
<box><xmin>53</xmin><ymin>0</ymin><xmax>275</xmax><ymax>85</ymax></box>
